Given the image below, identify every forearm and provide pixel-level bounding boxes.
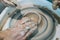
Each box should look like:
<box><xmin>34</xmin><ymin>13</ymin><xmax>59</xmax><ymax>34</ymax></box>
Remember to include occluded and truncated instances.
<box><xmin>0</xmin><ymin>31</ymin><xmax>5</xmax><ymax>40</ymax></box>
<box><xmin>0</xmin><ymin>37</ymin><xmax>4</xmax><ymax>40</ymax></box>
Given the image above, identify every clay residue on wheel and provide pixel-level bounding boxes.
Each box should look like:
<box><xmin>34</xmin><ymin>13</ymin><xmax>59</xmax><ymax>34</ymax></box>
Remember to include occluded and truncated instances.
<box><xmin>24</xmin><ymin>13</ymin><xmax>39</xmax><ymax>24</ymax></box>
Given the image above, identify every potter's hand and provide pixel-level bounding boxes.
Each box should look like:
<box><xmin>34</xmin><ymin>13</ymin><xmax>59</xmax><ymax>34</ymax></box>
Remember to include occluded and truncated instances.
<box><xmin>53</xmin><ymin>0</ymin><xmax>60</xmax><ymax>10</ymax></box>
<box><xmin>0</xmin><ymin>17</ymin><xmax>37</xmax><ymax>40</ymax></box>
<box><xmin>2</xmin><ymin>0</ymin><xmax>17</xmax><ymax>6</ymax></box>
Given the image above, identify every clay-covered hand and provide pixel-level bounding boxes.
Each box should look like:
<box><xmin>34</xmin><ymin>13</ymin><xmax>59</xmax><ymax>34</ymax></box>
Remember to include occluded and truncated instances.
<box><xmin>1</xmin><ymin>0</ymin><xmax>17</xmax><ymax>6</ymax></box>
<box><xmin>1</xmin><ymin>17</ymin><xmax>37</xmax><ymax>40</ymax></box>
<box><xmin>53</xmin><ymin>0</ymin><xmax>60</xmax><ymax>9</ymax></box>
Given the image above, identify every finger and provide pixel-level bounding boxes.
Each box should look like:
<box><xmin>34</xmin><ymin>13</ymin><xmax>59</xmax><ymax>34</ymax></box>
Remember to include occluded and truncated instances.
<box><xmin>24</xmin><ymin>21</ymin><xmax>37</xmax><ymax>29</ymax></box>
<box><xmin>13</xmin><ymin>17</ymin><xmax>31</xmax><ymax>27</ymax></box>
<box><xmin>10</xmin><ymin>24</ymin><xmax>25</xmax><ymax>33</ymax></box>
<box><xmin>15</xmin><ymin>29</ymin><xmax>29</xmax><ymax>40</ymax></box>
<box><xmin>22</xmin><ymin>26</ymin><xmax>37</xmax><ymax>40</ymax></box>
<box><xmin>3</xmin><ymin>0</ymin><xmax>15</xmax><ymax>6</ymax></box>
<box><xmin>18</xmin><ymin>17</ymin><xmax>31</xmax><ymax>24</ymax></box>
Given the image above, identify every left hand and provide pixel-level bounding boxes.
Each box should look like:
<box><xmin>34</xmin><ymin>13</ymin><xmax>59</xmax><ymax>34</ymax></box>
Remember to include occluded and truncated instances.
<box><xmin>2</xmin><ymin>0</ymin><xmax>17</xmax><ymax>6</ymax></box>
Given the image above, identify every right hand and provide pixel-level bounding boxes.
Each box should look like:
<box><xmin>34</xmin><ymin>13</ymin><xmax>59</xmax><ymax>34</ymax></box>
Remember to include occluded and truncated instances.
<box><xmin>3</xmin><ymin>17</ymin><xmax>37</xmax><ymax>40</ymax></box>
